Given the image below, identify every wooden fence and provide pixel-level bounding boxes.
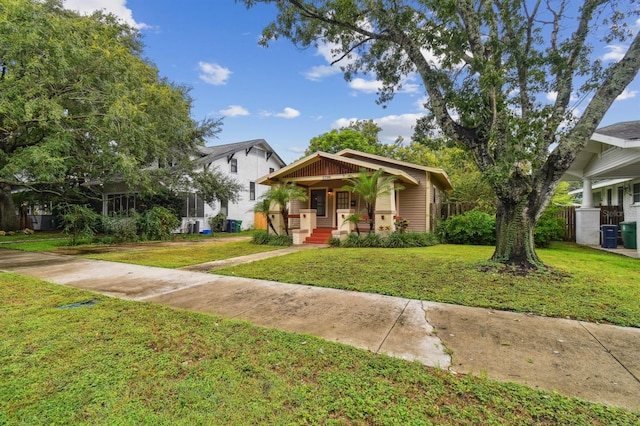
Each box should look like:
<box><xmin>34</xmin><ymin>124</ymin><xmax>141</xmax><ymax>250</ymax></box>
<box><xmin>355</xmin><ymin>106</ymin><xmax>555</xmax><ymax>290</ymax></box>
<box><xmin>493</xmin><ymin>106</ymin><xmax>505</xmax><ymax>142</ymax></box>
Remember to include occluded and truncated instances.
<box><xmin>556</xmin><ymin>206</ymin><xmax>576</xmax><ymax>242</ymax></box>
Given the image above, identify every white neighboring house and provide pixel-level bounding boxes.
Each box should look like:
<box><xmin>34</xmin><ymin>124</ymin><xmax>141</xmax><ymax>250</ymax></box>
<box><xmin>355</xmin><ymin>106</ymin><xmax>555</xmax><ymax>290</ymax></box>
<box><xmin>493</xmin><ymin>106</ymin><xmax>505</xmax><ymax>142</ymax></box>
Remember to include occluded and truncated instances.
<box><xmin>563</xmin><ymin>121</ymin><xmax>640</xmax><ymax>255</ymax></box>
<box><xmin>101</xmin><ymin>139</ymin><xmax>286</xmax><ymax>233</ymax></box>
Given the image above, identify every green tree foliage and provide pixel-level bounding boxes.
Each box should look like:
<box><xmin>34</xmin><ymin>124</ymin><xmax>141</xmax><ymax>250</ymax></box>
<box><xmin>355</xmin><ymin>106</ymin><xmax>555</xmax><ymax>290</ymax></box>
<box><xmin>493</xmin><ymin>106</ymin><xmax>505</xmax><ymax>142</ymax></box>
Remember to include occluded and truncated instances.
<box><xmin>341</xmin><ymin>169</ymin><xmax>404</xmax><ymax>232</ymax></box>
<box><xmin>0</xmin><ymin>0</ymin><xmax>225</xmax><ymax>230</ymax></box>
<box><xmin>61</xmin><ymin>204</ymin><xmax>100</xmax><ymax>245</ymax></box>
<box><xmin>137</xmin><ymin>206</ymin><xmax>180</xmax><ymax>241</ymax></box>
<box><xmin>304</xmin><ymin>120</ymin><xmax>387</xmax><ymax>156</ymax></box>
<box><xmin>190</xmin><ymin>168</ymin><xmax>244</xmax><ymax>208</ymax></box>
<box><xmin>435</xmin><ymin>147</ymin><xmax>495</xmax><ymax>207</ymax></box>
<box><xmin>240</xmin><ymin>0</ymin><xmax>640</xmax><ymax>270</ymax></box>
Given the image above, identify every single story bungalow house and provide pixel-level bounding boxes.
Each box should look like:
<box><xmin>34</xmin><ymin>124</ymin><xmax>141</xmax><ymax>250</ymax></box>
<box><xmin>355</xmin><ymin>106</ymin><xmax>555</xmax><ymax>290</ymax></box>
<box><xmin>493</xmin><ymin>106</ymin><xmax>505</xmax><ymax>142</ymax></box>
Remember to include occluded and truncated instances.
<box><xmin>256</xmin><ymin>149</ymin><xmax>453</xmax><ymax>244</ymax></box>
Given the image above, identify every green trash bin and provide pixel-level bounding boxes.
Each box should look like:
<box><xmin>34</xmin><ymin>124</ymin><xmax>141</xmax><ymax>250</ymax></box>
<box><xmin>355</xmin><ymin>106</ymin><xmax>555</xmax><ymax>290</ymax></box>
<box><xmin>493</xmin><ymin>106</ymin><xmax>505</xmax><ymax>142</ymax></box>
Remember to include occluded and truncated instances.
<box><xmin>620</xmin><ymin>221</ymin><xmax>637</xmax><ymax>249</ymax></box>
<box><xmin>234</xmin><ymin>220</ymin><xmax>242</xmax><ymax>233</ymax></box>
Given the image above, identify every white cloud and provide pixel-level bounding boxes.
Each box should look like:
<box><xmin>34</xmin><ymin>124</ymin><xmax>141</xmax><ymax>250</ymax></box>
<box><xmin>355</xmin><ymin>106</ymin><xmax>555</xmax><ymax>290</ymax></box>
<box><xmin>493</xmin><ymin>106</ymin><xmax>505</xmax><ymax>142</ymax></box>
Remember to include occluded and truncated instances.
<box><xmin>601</xmin><ymin>44</ymin><xmax>627</xmax><ymax>62</ymax></box>
<box><xmin>303</xmin><ymin>41</ymin><xmax>355</xmax><ymax>81</ymax></box>
<box><xmin>261</xmin><ymin>107</ymin><xmax>301</xmax><ymax>119</ymax></box>
<box><xmin>220</xmin><ymin>105</ymin><xmax>249</xmax><ymax>117</ymax></box>
<box><xmin>304</xmin><ymin>65</ymin><xmax>341</xmax><ymax>81</ymax></box>
<box><xmin>333</xmin><ymin>113</ymin><xmax>425</xmax><ymax>144</ymax></box>
<box><xmin>62</xmin><ymin>0</ymin><xmax>148</xmax><ymax>29</ymax></box>
<box><xmin>616</xmin><ymin>88</ymin><xmax>638</xmax><ymax>101</ymax></box>
<box><xmin>275</xmin><ymin>107</ymin><xmax>301</xmax><ymax>119</ymax></box>
<box><xmin>198</xmin><ymin>62</ymin><xmax>231</xmax><ymax>85</ymax></box>
<box><xmin>348</xmin><ymin>78</ymin><xmax>382</xmax><ymax>94</ymax></box>
<box><xmin>546</xmin><ymin>91</ymin><xmax>558</xmax><ymax>102</ymax></box>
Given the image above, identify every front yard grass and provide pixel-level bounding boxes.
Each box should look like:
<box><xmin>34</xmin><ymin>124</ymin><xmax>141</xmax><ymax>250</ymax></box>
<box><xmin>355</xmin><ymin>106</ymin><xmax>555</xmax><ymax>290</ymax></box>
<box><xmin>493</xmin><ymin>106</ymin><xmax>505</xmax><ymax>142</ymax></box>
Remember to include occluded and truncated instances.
<box><xmin>2</xmin><ymin>274</ymin><xmax>637</xmax><ymax>425</ymax></box>
<box><xmin>2</xmin><ymin>235</ymin><xmax>279</xmax><ymax>269</ymax></box>
<box><xmin>79</xmin><ymin>240</ymin><xmax>281</xmax><ymax>268</ymax></box>
<box><xmin>215</xmin><ymin>242</ymin><xmax>640</xmax><ymax>328</ymax></box>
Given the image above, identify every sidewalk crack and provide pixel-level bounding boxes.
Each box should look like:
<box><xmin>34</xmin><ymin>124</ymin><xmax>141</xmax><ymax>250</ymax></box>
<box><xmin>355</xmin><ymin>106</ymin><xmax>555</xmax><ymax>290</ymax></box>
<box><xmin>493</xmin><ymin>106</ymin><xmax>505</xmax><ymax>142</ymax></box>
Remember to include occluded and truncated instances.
<box><xmin>375</xmin><ymin>299</ymin><xmax>411</xmax><ymax>354</ymax></box>
<box><xmin>579</xmin><ymin>322</ymin><xmax>640</xmax><ymax>385</ymax></box>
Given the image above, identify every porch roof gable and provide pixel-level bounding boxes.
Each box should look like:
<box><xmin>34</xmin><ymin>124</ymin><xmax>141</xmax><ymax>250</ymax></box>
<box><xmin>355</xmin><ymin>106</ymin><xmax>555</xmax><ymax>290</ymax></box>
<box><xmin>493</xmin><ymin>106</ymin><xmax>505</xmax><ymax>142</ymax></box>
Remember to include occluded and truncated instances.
<box><xmin>336</xmin><ymin>149</ymin><xmax>453</xmax><ymax>190</ymax></box>
<box><xmin>256</xmin><ymin>151</ymin><xmax>419</xmax><ymax>186</ymax></box>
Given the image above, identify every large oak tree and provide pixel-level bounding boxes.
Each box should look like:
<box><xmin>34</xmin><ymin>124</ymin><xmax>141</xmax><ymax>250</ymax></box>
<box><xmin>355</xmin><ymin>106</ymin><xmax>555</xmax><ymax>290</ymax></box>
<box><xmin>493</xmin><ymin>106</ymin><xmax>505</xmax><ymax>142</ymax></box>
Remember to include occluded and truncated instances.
<box><xmin>0</xmin><ymin>0</ymin><xmax>230</xmax><ymax>230</ymax></box>
<box><xmin>239</xmin><ymin>0</ymin><xmax>640</xmax><ymax>269</ymax></box>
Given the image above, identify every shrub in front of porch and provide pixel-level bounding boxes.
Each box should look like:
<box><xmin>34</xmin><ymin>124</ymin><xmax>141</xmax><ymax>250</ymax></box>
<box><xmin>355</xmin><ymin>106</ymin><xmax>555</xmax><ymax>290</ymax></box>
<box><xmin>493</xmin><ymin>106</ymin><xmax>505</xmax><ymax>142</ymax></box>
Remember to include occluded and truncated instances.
<box><xmin>251</xmin><ymin>230</ymin><xmax>292</xmax><ymax>246</ymax></box>
<box><xmin>331</xmin><ymin>231</ymin><xmax>439</xmax><ymax>248</ymax></box>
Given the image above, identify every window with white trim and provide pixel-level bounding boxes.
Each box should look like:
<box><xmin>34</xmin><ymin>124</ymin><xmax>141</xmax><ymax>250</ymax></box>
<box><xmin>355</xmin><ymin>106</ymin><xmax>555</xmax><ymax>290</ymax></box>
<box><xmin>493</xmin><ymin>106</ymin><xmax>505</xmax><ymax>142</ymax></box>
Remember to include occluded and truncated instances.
<box><xmin>249</xmin><ymin>182</ymin><xmax>255</xmax><ymax>201</ymax></box>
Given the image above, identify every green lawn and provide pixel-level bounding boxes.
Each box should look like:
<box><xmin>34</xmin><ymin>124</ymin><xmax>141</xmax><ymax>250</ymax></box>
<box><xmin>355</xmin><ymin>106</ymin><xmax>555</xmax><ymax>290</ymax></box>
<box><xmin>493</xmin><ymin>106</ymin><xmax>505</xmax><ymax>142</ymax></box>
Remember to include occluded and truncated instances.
<box><xmin>215</xmin><ymin>242</ymin><xmax>640</xmax><ymax>327</ymax></box>
<box><xmin>80</xmin><ymin>240</ymin><xmax>281</xmax><ymax>268</ymax></box>
<box><xmin>2</xmin><ymin>274</ymin><xmax>637</xmax><ymax>425</ymax></box>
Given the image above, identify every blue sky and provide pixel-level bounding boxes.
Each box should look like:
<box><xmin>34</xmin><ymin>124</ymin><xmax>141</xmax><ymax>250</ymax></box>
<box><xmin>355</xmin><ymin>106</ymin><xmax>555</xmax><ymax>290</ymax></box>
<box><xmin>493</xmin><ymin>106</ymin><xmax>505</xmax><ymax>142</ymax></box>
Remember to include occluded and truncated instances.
<box><xmin>62</xmin><ymin>1</ymin><xmax>640</xmax><ymax>164</ymax></box>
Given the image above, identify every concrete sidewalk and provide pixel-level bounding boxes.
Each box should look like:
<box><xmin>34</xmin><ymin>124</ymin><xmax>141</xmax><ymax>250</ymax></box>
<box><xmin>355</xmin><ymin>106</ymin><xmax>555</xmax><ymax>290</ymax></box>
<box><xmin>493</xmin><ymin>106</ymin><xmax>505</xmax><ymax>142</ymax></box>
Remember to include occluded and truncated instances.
<box><xmin>1</xmin><ymin>248</ymin><xmax>638</xmax><ymax>411</ymax></box>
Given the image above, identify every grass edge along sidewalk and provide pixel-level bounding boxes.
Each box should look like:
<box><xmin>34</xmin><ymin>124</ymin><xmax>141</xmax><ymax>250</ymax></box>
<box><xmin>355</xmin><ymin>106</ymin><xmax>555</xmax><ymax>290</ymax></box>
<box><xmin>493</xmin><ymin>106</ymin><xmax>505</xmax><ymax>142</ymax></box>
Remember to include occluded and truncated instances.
<box><xmin>213</xmin><ymin>242</ymin><xmax>640</xmax><ymax>328</ymax></box>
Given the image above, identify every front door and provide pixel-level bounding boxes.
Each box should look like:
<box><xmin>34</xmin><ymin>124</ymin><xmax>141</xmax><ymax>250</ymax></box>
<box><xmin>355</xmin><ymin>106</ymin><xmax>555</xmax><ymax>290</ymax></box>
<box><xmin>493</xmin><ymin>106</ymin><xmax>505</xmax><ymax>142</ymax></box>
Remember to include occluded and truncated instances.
<box><xmin>310</xmin><ymin>189</ymin><xmax>326</xmax><ymax>217</ymax></box>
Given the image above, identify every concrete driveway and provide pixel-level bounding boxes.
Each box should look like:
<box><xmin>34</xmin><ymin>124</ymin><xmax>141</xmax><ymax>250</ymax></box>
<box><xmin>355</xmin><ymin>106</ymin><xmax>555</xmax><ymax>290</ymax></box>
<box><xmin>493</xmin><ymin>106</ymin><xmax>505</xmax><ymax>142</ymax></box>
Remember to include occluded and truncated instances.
<box><xmin>1</xmin><ymin>248</ymin><xmax>639</xmax><ymax>411</ymax></box>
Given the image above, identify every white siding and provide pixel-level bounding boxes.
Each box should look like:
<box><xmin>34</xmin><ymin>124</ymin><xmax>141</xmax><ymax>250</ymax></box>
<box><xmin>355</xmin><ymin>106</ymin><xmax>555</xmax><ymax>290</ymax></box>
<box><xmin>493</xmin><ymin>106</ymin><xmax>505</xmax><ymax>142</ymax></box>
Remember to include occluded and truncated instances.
<box><xmin>200</xmin><ymin>148</ymin><xmax>283</xmax><ymax>231</ymax></box>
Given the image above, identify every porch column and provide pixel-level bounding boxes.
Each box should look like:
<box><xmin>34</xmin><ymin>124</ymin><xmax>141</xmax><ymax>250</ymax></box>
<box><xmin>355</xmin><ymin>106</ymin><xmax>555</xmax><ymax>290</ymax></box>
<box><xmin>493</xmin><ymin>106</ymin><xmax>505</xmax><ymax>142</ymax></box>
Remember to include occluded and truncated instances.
<box><xmin>292</xmin><ymin>209</ymin><xmax>316</xmax><ymax>245</ymax></box>
<box><xmin>581</xmin><ymin>178</ymin><xmax>593</xmax><ymax>207</ymax></box>
<box><xmin>576</xmin><ymin>178</ymin><xmax>600</xmax><ymax>245</ymax></box>
<box><xmin>374</xmin><ymin>181</ymin><xmax>397</xmax><ymax>233</ymax></box>
<box><xmin>268</xmin><ymin>207</ymin><xmax>284</xmax><ymax>235</ymax></box>
<box><xmin>336</xmin><ymin>209</ymin><xmax>355</xmax><ymax>233</ymax></box>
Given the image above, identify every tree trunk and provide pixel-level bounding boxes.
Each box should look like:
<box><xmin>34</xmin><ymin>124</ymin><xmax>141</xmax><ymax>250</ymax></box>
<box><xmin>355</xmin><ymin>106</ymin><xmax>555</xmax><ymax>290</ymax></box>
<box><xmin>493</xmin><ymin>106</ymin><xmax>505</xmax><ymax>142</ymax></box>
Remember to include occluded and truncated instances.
<box><xmin>267</xmin><ymin>216</ymin><xmax>279</xmax><ymax>236</ymax></box>
<box><xmin>281</xmin><ymin>208</ymin><xmax>289</xmax><ymax>236</ymax></box>
<box><xmin>491</xmin><ymin>198</ymin><xmax>543</xmax><ymax>270</ymax></box>
<box><xmin>0</xmin><ymin>185</ymin><xmax>19</xmax><ymax>231</ymax></box>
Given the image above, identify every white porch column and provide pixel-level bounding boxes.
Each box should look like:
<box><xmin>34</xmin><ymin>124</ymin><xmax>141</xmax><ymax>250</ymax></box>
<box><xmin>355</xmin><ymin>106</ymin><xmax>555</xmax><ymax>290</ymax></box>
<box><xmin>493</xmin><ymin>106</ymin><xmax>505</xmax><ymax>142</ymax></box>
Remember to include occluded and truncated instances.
<box><xmin>575</xmin><ymin>178</ymin><xmax>600</xmax><ymax>246</ymax></box>
<box><xmin>581</xmin><ymin>178</ymin><xmax>593</xmax><ymax>207</ymax></box>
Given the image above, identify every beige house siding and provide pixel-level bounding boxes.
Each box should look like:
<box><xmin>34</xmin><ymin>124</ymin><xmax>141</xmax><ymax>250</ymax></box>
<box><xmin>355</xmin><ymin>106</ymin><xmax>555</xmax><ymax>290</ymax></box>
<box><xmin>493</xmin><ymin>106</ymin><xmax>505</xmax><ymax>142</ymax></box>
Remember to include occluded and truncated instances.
<box><xmin>345</xmin><ymin>155</ymin><xmax>430</xmax><ymax>231</ymax></box>
<box><xmin>397</xmin><ymin>172</ymin><xmax>428</xmax><ymax>232</ymax></box>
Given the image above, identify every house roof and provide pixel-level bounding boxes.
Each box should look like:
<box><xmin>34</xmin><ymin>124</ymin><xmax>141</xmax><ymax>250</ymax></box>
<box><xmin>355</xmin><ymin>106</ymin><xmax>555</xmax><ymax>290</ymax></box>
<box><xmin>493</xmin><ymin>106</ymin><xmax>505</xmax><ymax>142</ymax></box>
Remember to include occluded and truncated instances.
<box><xmin>256</xmin><ymin>150</ymin><xmax>454</xmax><ymax>191</ymax></box>
<box><xmin>593</xmin><ymin>121</ymin><xmax>640</xmax><ymax>144</ymax></box>
<box><xmin>563</xmin><ymin>121</ymin><xmax>640</xmax><ymax>181</ymax></box>
<box><xmin>195</xmin><ymin>139</ymin><xmax>286</xmax><ymax>167</ymax></box>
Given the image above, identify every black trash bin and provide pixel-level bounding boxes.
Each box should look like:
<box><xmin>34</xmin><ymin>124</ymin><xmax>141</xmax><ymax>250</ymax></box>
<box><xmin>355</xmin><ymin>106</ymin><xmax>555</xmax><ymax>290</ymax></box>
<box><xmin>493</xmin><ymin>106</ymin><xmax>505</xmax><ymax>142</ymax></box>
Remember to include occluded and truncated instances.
<box><xmin>601</xmin><ymin>224</ymin><xmax>618</xmax><ymax>248</ymax></box>
<box><xmin>226</xmin><ymin>219</ymin><xmax>235</xmax><ymax>233</ymax></box>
